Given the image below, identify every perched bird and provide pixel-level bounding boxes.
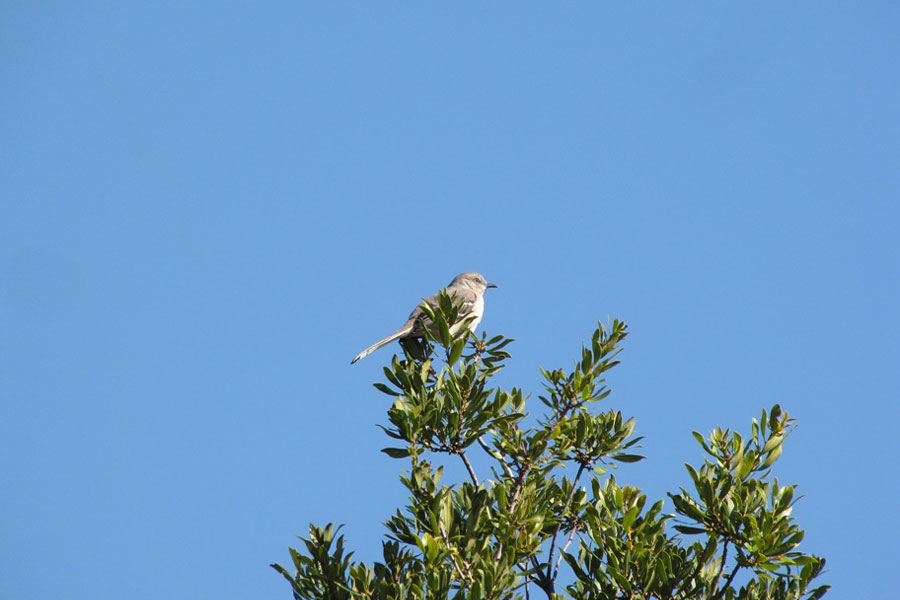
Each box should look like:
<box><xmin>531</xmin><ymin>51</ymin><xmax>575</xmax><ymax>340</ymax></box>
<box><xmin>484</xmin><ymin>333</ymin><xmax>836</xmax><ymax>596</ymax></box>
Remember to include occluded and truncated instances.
<box><xmin>351</xmin><ymin>272</ymin><xmax>497</xmax><ymax>364</ymax></box>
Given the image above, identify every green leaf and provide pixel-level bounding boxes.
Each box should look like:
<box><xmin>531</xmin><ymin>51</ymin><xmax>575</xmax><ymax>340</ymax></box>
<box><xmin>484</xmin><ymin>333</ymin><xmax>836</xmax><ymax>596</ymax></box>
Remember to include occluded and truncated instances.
<box><xmin>762</xmin><ymin>433</ymin><xmax>784</xmax><ymax>454</ymax></box>
<box><xmin>673</xmin><ymin>524</ymin><xmax>706</xmax><ymax>535</ymax></box>
<box><xmin>420</xmin><ymin>532</ymin><xmax>439</xmax><ymax>562</ymax></box>
<box><xmin>438</xmin><ymin>316</ymin><xmax>452</xmax><ymax>347</ymax></box>
<box><xmin>737</xmin><ymin>452</ymin><xmax>756</xmax><ymax>479</ymax></box>
<box><xmin>761</xmin><ymin>443</ymin><xmax>783</xmax><ymax>468</ymax></box>
<box><xmin>809</xmin><ymin>585</ymin><xmax>831</xmax><ymax>600</ymax></box>
<box><xmin>448</xmin><ymin>339</ymin><xmax>465</xmax><ymax>365</ymax></box>
<box><xmin>613</xmin><ymin>453</ymin><xmax>645</xmax><ymax>463</ymax></box>
<box><xmin>373</xmin><ymin>382</ymin><xmax>398</xmax><ymax>396</ymax></box>
<box><xmin>381</xmin><ymin>447</ymin><xmax>410</xmax><ymax>459</ymax></box>
<box><xmin>622</xmin><ymin>505</ymin><xmax>640</xmax><ymax>529</ymax></box>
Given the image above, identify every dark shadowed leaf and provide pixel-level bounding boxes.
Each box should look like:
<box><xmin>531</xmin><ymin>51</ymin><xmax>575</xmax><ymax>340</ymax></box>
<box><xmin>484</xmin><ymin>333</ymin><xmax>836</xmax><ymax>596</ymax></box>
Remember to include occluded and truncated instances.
<box><xmin>674</xmin><ymin>524</ymin><xmax>706</xmax><ymax>535</ymax></box>
<box><xmin>613</xmin><ymin>453</ymin><xmax>645</xmax><ymax>463</ymax></box>
<box><xmin>381</xmin><ymin>447</ymin><xmax>410</xmax><ymax>459</ymax></box>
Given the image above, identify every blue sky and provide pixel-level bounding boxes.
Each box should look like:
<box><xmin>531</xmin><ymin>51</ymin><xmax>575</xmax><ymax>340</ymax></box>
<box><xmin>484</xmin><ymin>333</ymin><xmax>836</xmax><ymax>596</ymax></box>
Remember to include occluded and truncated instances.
<box><xmin>1</xmin><ymin>3</ymin><xmax>897</xmax><ymax>599</ymax></box>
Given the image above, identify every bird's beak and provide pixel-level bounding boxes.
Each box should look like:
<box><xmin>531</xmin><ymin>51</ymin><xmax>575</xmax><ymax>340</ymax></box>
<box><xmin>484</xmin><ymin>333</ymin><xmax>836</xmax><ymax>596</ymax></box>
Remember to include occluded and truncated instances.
<box><xmin>487</xmin><ymin>282</ymin><xmax>498</xmax><ymax>289</ymax></box>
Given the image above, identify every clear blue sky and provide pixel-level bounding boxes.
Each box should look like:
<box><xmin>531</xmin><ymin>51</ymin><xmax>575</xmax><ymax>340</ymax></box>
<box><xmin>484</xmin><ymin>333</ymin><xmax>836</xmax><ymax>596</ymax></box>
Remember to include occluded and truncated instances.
<box><xmin>2</xmin><ymin>3</ymin><xmax>897</xmax><ymax>599</ymax></box>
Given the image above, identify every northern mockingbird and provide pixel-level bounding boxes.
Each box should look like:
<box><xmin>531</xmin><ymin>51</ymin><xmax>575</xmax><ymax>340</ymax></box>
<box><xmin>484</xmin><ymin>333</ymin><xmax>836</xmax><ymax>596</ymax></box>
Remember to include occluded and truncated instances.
<box><xmin>351</xmin><ymin>272</ymin><xmax>497</xmax><ymax>364</ymax></box>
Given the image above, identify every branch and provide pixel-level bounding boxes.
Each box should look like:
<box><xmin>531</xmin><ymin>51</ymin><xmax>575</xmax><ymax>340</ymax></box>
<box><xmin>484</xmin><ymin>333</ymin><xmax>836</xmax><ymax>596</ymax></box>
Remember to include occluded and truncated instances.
<box><xmin>494</xmin><ymin>469</ymin><xmax>526</xmax><ymax>560</ymax></box>
<box><xmin>713</xmin><ymin>540</ymin><xmax>729</xmax><ymax>596</ymax></box>
<box><xmin>440</xmin><ymin>524</ymin><xmax>470</xmax><ymax>583</ymax></box>
<box><xmin>715</xmin><ymin>564</ymin><xmax>740</xmax><ymax>600</ymax></box>
<box><xmin>459</xmin><ymin>450</ymin><xmax>479</xmax><ymax>486</ymax></box>
<box><xmin>529</xmin><ymin>555</ymin><xmax>554</xmax><ymax>598</ymax></box>
<box><xmin>511</xmin><ymin>561</ymin><xmax>534</xmax><ymax>598</ymax></box>
<box><xmin>554</xmin><ymin>521</ymin><xmax>581</xmax><ymax>578</ymax></box>
<box><xmin>545</xmin><ymin>462</ymin><xmax>586</xmax><ymax>587</ymax></box>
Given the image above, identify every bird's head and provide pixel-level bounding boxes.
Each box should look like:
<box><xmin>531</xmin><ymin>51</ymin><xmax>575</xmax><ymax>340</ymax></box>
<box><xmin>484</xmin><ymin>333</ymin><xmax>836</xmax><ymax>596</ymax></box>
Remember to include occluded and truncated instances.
<box><xmin>451</xmin><ymin>272</ymin><xmax>498</xmax><ymax>293</ymax></box>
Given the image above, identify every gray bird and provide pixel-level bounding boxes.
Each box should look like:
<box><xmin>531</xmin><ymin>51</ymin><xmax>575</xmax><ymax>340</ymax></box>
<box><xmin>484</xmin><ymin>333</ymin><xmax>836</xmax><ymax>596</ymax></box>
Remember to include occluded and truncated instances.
<box><xmin>351</xmin><ymin>272</ymin><xmax>497</xmax><ymax>364</ymax></box>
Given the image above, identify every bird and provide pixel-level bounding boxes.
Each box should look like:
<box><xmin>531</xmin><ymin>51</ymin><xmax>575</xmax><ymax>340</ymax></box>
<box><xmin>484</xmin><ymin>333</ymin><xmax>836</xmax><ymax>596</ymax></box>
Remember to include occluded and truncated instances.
<box><xmin>351</xmin><ymin>272</ymin><xmax>497</xmax><ymax>364</ymax></box>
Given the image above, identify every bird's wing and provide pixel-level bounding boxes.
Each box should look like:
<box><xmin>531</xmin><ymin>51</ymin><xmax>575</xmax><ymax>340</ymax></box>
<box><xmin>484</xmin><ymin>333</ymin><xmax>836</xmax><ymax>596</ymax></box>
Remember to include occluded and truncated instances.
<box><xmin>451</xmin><ymin>287</ymin><xmax>479</xmax><ymax>318</ymax></box>
<box><xmin>406</xmin><ymin>287</ymin><xmax>479</xmax><ymax>332</ymax></box>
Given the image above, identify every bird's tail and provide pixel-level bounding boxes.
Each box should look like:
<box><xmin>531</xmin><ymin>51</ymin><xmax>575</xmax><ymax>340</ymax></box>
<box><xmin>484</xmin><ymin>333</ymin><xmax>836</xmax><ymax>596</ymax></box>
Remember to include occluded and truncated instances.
<box><xmin>350</xmin><ymin>324</ymin><xmax>414</xmax><ymax>364</ymax></box>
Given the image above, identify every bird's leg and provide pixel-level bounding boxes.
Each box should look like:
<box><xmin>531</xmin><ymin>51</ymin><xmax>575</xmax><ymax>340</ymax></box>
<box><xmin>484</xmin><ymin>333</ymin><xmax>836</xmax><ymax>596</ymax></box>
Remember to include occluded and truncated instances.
<box><xmin>399</xmin><ymin>336</ymin><xmax>436</xmax><ymax>367</ymax></box>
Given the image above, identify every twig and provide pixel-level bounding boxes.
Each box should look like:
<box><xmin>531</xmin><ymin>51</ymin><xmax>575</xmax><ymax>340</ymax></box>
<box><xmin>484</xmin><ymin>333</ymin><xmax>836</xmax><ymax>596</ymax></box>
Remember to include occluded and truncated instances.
<box><xmin>545</xmin><ymin>463</ymin><xmax>586</xmax><ymax>587</ymax></box>
<box><xmin>713</xmin><ymin>541</ymin><xmax>729</xmax><ymax>596</ymax></box>
<box><xmin>716</xmin><ymin>564</ymin><xmax>740</xmax><ymax>600</ymax></box>
<box><xmin>553</xmin><ymin>521</ymin><xmax>580</xmax><ymax>578</ymax></box>
<box><xmin>511</xmin><ymin>561</ymin><xmax>534</xmax><ymax>599</ymax></box>
<box><xmin>447</xmin><ymin>549</ymin><xmax>468</xmax><ymax>582</ymax></box>
<box><xmin>478</xmin><ymin>436</ymin><xmax>513</xmax><ymax>478</ymax></box>
<box><xmin>529</xmin><ymin>555</ymin><xmax>553</xmax><ymax>598</ymax></box>
<box><xmin>676</xmin><ymin>543</ymin><xmax>709</xmax><ymax>600</ymax></box>
<box><xmin>508</xmin><ymin>467</ymin><xmax>526</xmax><ymax>513</ymax></box>
<box><xmin>440</xmin><ymin>524</ymin><xmax>470</xmax><ymax>583</ymax></box>
<box><xmin>494</xmin><ymin>469</ymin><xmax>526</xmax><ymax>560</ymax></box>
<box><xmin>459</xmin><ymin>450</ymin><xmax>479</xmax><ymax>486</ymax></box>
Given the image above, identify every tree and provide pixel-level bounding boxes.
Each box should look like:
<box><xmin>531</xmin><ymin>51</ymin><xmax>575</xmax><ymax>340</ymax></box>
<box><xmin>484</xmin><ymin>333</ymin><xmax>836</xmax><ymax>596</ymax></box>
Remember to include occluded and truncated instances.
<box><xmin>273</xmin><ymin>295</ymin><xmax>828</xmax><ymax>600</ymax></box>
